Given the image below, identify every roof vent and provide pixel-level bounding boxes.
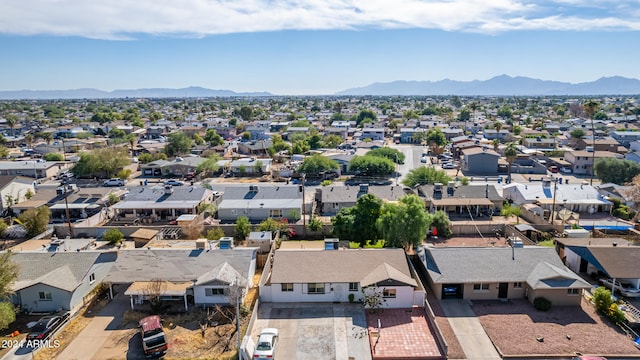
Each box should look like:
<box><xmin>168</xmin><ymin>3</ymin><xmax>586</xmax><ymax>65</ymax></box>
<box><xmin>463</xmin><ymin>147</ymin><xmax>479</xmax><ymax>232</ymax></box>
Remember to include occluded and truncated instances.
<box><xmin>249</xmin><ymin>185</ymin><xmax>258</xmax><ymax>192</ymax></box>
<box><xmin>434</xmin><ymin>183</ymin><xmax>443</xmax><ymax>193</ymax></box>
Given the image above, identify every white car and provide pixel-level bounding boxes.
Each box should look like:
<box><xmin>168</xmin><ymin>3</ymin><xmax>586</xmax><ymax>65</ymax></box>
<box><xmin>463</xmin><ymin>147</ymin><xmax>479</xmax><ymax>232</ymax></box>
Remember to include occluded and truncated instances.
<box><xmin>254</xmin><ymin>328</ymin><xmax>279</xmax><ymax>359</ymax></box>
<box><xmin>420</xmin><ymin>156</ymin><xmax>428</xmax><ymax>163</ymax></box>
<box><xmin>103</xmin><ymin>178</ymin><xmax>125</xmax><ymax>187</ymax></box>
<box><xmin>442</xmin><ymin>163</ymin><xmax>456</xmax><ymax>169</ymax></box>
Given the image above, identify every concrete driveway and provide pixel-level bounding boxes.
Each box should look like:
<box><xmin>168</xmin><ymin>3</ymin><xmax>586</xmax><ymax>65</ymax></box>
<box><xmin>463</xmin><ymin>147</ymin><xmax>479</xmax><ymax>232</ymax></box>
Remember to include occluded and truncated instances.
<box><xmin>57</xmin><ymin>293</ymin><xmax>135</xmax><ymax>360</ymax></box>
<box><xmin>249</xmin><ymin>302</ymin><xmax>371</xmax><ymax>360</ymax></box>
<box><xmin>440</xmin><ymin>299</ymin><xmax>501</xmax><ymax>360</ymax></box>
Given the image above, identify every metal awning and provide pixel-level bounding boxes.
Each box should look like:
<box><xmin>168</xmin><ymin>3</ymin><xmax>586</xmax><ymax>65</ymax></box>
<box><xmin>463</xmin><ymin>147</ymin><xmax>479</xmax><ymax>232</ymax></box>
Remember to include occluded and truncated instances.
<box><xmin>431</xmin><ymin>198</ymin><xmax>494</xmax><ymax>206</ymax></box>
<box><xmin>124</xmin><ymin>281</ymin><xmax>193</xmax><ymax>296</ymax></box>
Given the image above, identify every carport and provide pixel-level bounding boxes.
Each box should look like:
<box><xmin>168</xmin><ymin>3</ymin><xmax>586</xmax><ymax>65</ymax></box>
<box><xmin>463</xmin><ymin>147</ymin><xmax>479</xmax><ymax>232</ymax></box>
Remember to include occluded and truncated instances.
<box><xmin>122</xmin><ymin>281</ymin><xmax>193</xmax><ymax>311</ymax></box>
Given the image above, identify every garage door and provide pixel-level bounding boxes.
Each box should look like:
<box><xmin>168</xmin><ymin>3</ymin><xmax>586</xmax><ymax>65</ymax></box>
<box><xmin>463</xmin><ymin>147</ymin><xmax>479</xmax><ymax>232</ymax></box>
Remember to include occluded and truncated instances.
<box><xmin>441</xmin><ymin>284</ymin><xmax>463</xmax><ymax>299</ymax></box>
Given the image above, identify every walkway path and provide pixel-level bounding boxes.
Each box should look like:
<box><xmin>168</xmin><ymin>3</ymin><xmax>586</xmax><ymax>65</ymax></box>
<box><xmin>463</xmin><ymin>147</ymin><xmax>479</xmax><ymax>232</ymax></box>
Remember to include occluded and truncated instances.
<box><xmin>440</xmin><ymin>300</ymin><xmax>501</xmax><ymax>360</ymax></box>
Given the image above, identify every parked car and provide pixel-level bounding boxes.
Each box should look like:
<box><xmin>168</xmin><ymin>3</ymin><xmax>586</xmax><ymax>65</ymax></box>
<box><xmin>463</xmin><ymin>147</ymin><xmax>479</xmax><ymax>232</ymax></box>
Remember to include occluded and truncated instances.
<box><xmin>561</xmin><ymin>167</ymin><xmax>572</xmax><ymax>174</ymax></box>
<box><xmin>184</xmin><ymin>171</ymin><xmax>196</xmax><ymax>180</ymax></box>
<box><xmin>27</xmin><ymin>313</ymin><xmax>69</xmax><ymax>341</ymax></box>
<box><xmin>164</xmin><ymin>179</ymin><xmax>184</xmax><ymax>186</ymax></box>
<box><xmin>254</xmin><ymin>328</ymin><xmax>279</xmax><ymax>359</ymax></box>
<box><xmin>420</xmin><ymin>156</ymin><xmax>428</xmax><ymax>163</ymax></box>
<box><xmin>442</xmin><ymin>163</ymin><xmax>456</xmax><ymax>169</ymax></box>
<box><xmin>548</xmin><ymin>165</ymin><xmax>559</xmax><ymax>173</ymax></box>
<box><xmin>103</xmin><ymin>178</ymin><xmax>125</xmax><ymax>187</ymax></box>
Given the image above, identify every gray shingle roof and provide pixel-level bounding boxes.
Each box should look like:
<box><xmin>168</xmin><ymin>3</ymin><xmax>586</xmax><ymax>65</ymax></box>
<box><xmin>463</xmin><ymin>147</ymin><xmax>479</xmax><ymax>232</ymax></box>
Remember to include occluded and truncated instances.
<box><xmin>12</xmin><ymin>252</ymin><xmax>117</xmax><ymax>292</ymax></box>
<box><xmin>269</xmin><ymin>249</ymin><xmax>417</xmax><ymax>287</ymax></box>
<box><xmin>104</xmin><ymin>248</ymin><xmax>256</xmax><ymax>284</ymax></box>
<box><xmin>321</xmin><ymin>185</ymin><xmax>410</xmax><ymax>204</ymax></box>
<box><xmin>421</xmin><ymin>247</ymin><xmax>588</xmax><ymax>288</ymax></box>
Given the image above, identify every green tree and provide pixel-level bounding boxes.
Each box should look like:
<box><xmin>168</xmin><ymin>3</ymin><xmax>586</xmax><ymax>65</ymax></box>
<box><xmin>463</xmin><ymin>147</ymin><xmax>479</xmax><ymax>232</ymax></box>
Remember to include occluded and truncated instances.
<box><xmin>204</xmin><ymin>129</ymin><xmax>224</xmax><ymax>146</ymax></box>
<box><xmin>504</xmin><ymin>142</ymin><xmax>518</xmax><ymax>182</ymax></box>
<box><xmin>239</xmin><ymin>105</ymin><xmax>253</xmax><ymax>121</ymax></box>
<box><xmin>501</xmin><ymin>204</ymin><xmax>522</xmax><ymax>223</ymax></box>
<box><xmin>108</xmin><ymin>128</ymin><xmax>126</xmax><ymax>138</ymax></box>
<box><xmin>297</xmin><ymin>154</ymin><xmax>338</xmax><ymax>176</ymax></box>
<box><xmin>166</xmin><ymin>132</ymin><xmax>193</xmax><ymax>157</ymax></box>
<box><xmin>569</xmin><ymin>128</ymin><xmax>585</xmax><ymax>141</ymax></box>
<box><xmin>323</xmin><ymin>135</ymin><xmax>343</xmax><ymax>149</ymax></box>
<box><xmin>16</xmin><ymin>206</ymin><xmax>50</xmax><ymax>238</ymax></box>
<box><xmin>366</xmin><ymin>148</ymin><xmax>405</xmax><ymax>164</ymax></box>
<box><xmin>206</xmin><ymin>227</ymin><xmax>225</xmax><ymax>240</ymax></box>
<box><xmin>43</xmin><ymin>152</ymin><xmax>64</xmax><ymax>161</ymax></box>
<box><xmin>292</xmin><ymin>140</ymin><xmax>310</xmax><ymax>154</ymax></box>
<box><xmin>349</xmin><ymin>155</ymin><xmax>395</xmax><ymax>176</ymax></box>
<box><xmin>138</xmin><ymin>153</ymin><xmax>153</xmax><ymax>163</ymax></box>
<box><xmin>234</xmin><ymin>216</ymin><xmax>252</xmax><ymax>240</ymax></box>
<box><xmin>4</xmin><ymin>114</ymin><xmax>18</xmax><ymax>137</ymax></box>
<box><xmin>429</xmin><ymin>210</ymin><xmax>452</xmax><ymax>238</ymax></box>
<box><xmin>497</xmin><ymin>105</ymin><xmax>513</xmax><ymax>119</ymax></box>
<box><xmin>457</xmin><ymin>108</ymin><xmax>470</xmax><ymax>122</ymax></box>
<box><xmin>103</xmin><ymin>228</ymin><xmax>124</xmax><ymax>245</ymax></box>
<box><xmin>72</xmin><ymin>147</ymin><xmax>129</xmax><ymax>178</ymax></box>
<box><xmin>426</xmin><ymin>128</ymin><xmax>447</xmax><ymax>147</ymax></box>
<box><xmin>196</xmin><ymin>154</ymin><xmax>221</xmax><ymax>176</ymax></box>
<box><xmin>377</xmin><ymin>194</ymin><xmax>429</xmax><ymax>250</ymax></box>
<box><xmin>331</xmin><ymin>207</ymin><xmax>356</xmax><ymax>241</ymax></box>
<box><xmin>402</xmin><ymin>167</ymin><xmax>451</xmax><ymax>187</ymax></box>
<box><xmin>583</xmin><ymin>99</ymin><xmax>600</xmax><ymax>185</ymax></box>
<box><xmin>594</xmin><ymin>158</ymin><xmax>640</xmax><ymax>184</ymax></box>
<box><xmin>352</xmin><ymin>194</ymin><xmax>383</xmax><ymax>246</ymax></box>
<box><xmin>356</xmin><ymin>109</ymin><xmax>377</xmax><ymax>126</ymax></box>
<box><xmin>593</xmin><ymin>286</ymin><xmax>613</xmax><ymax>313</ymax></box>
<box><xmin>0</xmin><ymin>252</ymin><xmax>17</xmax><ymax>330</ymax></box>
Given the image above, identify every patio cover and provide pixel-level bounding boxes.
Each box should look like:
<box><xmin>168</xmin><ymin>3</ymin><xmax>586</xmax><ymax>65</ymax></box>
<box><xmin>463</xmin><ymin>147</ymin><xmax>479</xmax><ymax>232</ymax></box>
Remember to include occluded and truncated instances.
<box><xmin>124</xmin><ymin>281</ymin><xmax>193</xmax><ymax>297</ymax></box>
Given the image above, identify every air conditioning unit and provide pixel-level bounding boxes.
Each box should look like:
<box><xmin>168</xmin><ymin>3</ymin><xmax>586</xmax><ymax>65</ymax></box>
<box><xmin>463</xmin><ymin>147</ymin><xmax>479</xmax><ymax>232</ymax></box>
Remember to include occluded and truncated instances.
<box><xmin>249</xmin><ymin>185</ymin><xmax>258</xmax><ymax>192</ymax></box>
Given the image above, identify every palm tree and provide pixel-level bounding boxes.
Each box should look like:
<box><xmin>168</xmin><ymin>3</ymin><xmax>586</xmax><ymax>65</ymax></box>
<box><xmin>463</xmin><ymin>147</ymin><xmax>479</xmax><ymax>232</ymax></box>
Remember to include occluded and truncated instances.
<box><xmin>583</xmin><ymin>99</ymin><xmax>600</xmax><ymax>185</ymax></box>
<box><xmin>492</xmin><ymin>138</ymin><xmax>500</xmax><ymax>152</ymax></box>
<box><xmin>504</xmin><ymin>142</ymin><xmax>518</xmax><ymax>183</ymax></box>
<box><xmin>4</xmin><ymin>114</ymin><xmax>17</xmax><ymax>138</ymax></box>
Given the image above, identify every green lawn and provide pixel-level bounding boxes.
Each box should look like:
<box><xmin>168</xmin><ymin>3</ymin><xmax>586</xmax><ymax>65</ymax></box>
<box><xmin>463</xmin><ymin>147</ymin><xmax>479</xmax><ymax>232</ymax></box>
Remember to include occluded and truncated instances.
<box><xmin>537</xmin><ymin>239</ymin><xmax>555</xmax><ymax>247</ymax></box>
<box><xmin>349</xmin><ymin>240</ymin><xmax>385</xmax><ymax>249</ymax></box>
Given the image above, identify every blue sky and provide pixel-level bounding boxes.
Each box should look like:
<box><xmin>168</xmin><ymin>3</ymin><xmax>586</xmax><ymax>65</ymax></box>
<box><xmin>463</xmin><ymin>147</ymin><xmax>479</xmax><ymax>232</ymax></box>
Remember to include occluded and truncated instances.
<box><xmin>1</xmin><ymin>0</ymin><xmax>639</xmax><ymax>95</ymax></box>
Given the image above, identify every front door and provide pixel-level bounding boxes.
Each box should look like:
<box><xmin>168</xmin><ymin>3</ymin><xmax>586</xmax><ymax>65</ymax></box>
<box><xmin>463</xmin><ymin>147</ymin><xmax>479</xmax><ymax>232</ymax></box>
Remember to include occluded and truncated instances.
<box><xmin>498</xmin><ymin>282</ymin><xmax>508</xmax><ymax>299</ymax></box>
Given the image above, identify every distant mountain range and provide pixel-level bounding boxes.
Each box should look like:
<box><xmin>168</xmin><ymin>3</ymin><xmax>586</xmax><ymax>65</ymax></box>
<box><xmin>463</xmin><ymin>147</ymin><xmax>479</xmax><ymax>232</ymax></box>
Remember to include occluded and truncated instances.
<box><xmin>335</xmin><ymin>75</ymin><xmax>640</xmax><ymax>96</ymax></box>
<box><xmin>2</xmin><ymin>75</ymin><xmax>640</xmax><ymax>99</ymax></box>
<box><xmin>0</xmin><ymin>86</ymin><xmax>273</xmax><ymax>100</ymax></box>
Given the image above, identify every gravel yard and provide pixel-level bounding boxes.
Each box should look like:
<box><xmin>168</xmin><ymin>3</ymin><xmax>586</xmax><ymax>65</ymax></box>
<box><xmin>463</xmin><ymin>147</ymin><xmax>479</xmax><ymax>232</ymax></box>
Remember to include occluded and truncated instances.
<box><xmin>472</xmin><ymin>298</ymin><xmax>640</xmax><ymax>357</ymax></box>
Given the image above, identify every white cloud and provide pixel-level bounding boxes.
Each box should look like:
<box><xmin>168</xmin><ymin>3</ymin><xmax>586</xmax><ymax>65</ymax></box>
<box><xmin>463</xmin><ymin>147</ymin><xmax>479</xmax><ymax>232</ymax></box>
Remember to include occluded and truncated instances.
<box><xmin>0</xmin><ymin>0</ymin><xmax>638</xmax><ymax>39</ymax></box>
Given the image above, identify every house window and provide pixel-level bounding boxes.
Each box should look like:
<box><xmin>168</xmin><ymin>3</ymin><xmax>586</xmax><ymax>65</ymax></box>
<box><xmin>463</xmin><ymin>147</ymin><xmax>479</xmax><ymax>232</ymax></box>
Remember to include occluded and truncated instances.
<box><xmin>567</xmin><ymin>288</ymin><xmax>580</xmax><ymax>295</ymax></box>
<box><xmin>281</xmin><ymin>283</ymin><xmax>293</xmax><ymax>292</ymax></box>
<box><xmin>382</xmin><ymin>288</ymin><xmax>396</xmax><ymax>298</ymax></box>
<box><xmin>348</xmin><ymin>282</ymin><xmax>359</xmax><ymax>292</ymax></box>
<box><xmin>270</xmin><ymin>209</ymin><xmax>282</xmax><ymax>218</ymax></box>
<box><xmin>89</xmin><ymin>273</ymin><xmax>96</xmax><ymax>284</ymax></box>
<box><xmin>473</xmin><ymin>284</ymin><xmax>490</xmax><ymax>291</ymax></box>
<box><xmin>307</xmin><ymin>283</ymin><xmax>325</xmax><ymax>294</ymax></box>
<box><xmin>513</xmin><ymin>282</ymin><xmax>523</xmax><ymax>288</ymax></box>
<box><xmin>205</xmin><ymin>288</ymin><xmax>225</xmax><ymax>296</ymax></box>
<box><xmin>38</xmin><ymin>292</ymin><xmax>52</xmax><ymax>301</ymax></box>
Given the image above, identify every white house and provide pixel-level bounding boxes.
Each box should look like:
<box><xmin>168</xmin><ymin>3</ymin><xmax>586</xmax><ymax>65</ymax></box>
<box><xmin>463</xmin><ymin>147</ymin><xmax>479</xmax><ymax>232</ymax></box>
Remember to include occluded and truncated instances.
<box><xmin>260</xmin><ymin>248</ymin><xmax>423</xmax><ymax>308</ymax></box>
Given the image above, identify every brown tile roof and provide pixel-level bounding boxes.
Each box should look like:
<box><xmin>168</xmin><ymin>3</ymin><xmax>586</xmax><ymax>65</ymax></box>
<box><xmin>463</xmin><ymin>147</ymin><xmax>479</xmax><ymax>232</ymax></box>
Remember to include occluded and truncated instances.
<box><xmin>269</xmin><ymin>249</ymin><xmax>417</xmax><ymax>287</ymax></box>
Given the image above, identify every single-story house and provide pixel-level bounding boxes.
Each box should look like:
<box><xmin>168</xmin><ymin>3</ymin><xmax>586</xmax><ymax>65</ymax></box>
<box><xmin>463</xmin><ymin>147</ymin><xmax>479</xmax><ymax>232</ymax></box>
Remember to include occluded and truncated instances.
<box><xmin>260</xmin><ymin>248</ymin><xmax>423</xmax><ymax>308</ymax></box>
<box><xmin>318</xmin><ymin>184</ymin><xmax>412</xmax><ymax>216</ymax></box>
<box><xmin>555</xmin><ymin>237</ymin><xmax>640</xmax><ymax>293</ymax></box>
<box><xmin>228</xmin><ymin>158</ymin><xmax>272</xmax><ymax>175</ymax></box>
<box><xmin>140</xmin><ymin>157</ymin><xmax>206</xmax><ymax>177</ymax></box>
<box><xmin>416</xmin><ymin>183</ymin><xmax>504</xmax><ymax>216</ymax></box>
<box><xmin>502</xmin><ymin>181</ymin><xmax>613</xmax><ymax>217</ymax></box>
<box><xmin>10</xmin><ymin>251</ymin><xmax>117</xmax><ymax>314</ymax></box>
<box><xmin>360</xmin><ymin>128</ymin><xmax>385</xmax><ymax>141</ymax></box>
<box><xmin>103</xmin><ymin>248</ymin><xmax>257</xmax><ymax>310</ymax></box>
<box><xmin>217</xmin><ymin>185</ymin><xmax>302</xmax><ymax>223</ymax></box>
<box><xmin>418</xmin><ymin>246</ymin><xmax>591</xmax><ymax>306</ymax></box>
<box><xmin>0</xmin><ymin>160</ymin><xmax>70</xmax><ymax>180</ymax></box>
<box><xmin>111</xmin><ymin>185</ymin><xmax>214</xmax><ymax>221</ymax></box>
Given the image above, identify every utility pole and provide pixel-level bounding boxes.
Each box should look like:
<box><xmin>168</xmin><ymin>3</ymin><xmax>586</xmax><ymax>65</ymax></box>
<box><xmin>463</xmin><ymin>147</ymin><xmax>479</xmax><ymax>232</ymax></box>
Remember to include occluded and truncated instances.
<box><xmin>301</xmin><ymin>173</ymin><xmax>306</xmax><ymax>238</ymax></box>
<box><xmin>63</xmin><ymin>180</ymin><xmax>73</xmax><ymax>237</ymax></box>
<box><xmin>550</xmin><ymin>177</ymin><xmax>558</xmax><ymax>226</ymax></box>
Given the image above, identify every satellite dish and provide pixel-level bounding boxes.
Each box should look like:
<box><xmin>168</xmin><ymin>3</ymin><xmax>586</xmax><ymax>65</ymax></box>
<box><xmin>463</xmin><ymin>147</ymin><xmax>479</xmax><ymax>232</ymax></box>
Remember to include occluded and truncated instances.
<box><xmin>558</xmin><ymin>208</ymin><xmax>572</xmax><ymax>221</ymax></box>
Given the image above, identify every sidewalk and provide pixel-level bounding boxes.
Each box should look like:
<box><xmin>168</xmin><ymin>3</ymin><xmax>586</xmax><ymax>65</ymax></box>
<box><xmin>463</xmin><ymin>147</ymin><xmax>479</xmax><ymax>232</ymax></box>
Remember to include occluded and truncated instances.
<box><xmin>57</xmin><ymin>295</ymin><xmax>131</xmax><ymax>360</ymax></box>
<box><xmin>440</xmin><ymin>300</ymin><xmax>501</xmax><ymax>360</ymax></box>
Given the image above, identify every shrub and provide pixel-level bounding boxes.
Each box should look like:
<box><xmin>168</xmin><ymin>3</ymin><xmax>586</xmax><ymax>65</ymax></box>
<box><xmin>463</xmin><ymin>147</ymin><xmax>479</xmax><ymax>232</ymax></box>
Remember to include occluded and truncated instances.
<box><xmin>348</xmin><ymin>293</ymin><xmax>355</xmax><ymax>303</ymax></box>
<box><xmin>593</xmin><ymin>286</ymin><xmax>613</xmax><ymax>313</ymax></box>
<box><xmin>533</xmin><ymin>297</ymin><xmax>552</xmax><ymax>311</ymax></box>
<box><xmin>103</xmin><ymin>228</ymin><xmax>124</xmax><ymax>245</ymax></box>
<box><xmin>206</xmin><ymin>227</ymin><xmax>225</xmax><ymax>240</ymax></box>
<box><xmin>321</xmin><ymin>180</ymin><xmax>332</xmax><ymax>186</ymax></box>
<box><xmin>608</xmin><ymin>303</ymin><xmax>626</xmax><ymax>323</ymax></box>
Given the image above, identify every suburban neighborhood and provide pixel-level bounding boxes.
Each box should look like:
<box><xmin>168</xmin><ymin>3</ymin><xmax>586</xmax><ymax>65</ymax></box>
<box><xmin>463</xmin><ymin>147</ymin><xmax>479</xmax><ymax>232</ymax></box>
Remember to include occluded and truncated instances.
<box><xmin>0</xmin><ymin>95</ymin><xmax>639</xmax><ymax>360</ymax></box>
